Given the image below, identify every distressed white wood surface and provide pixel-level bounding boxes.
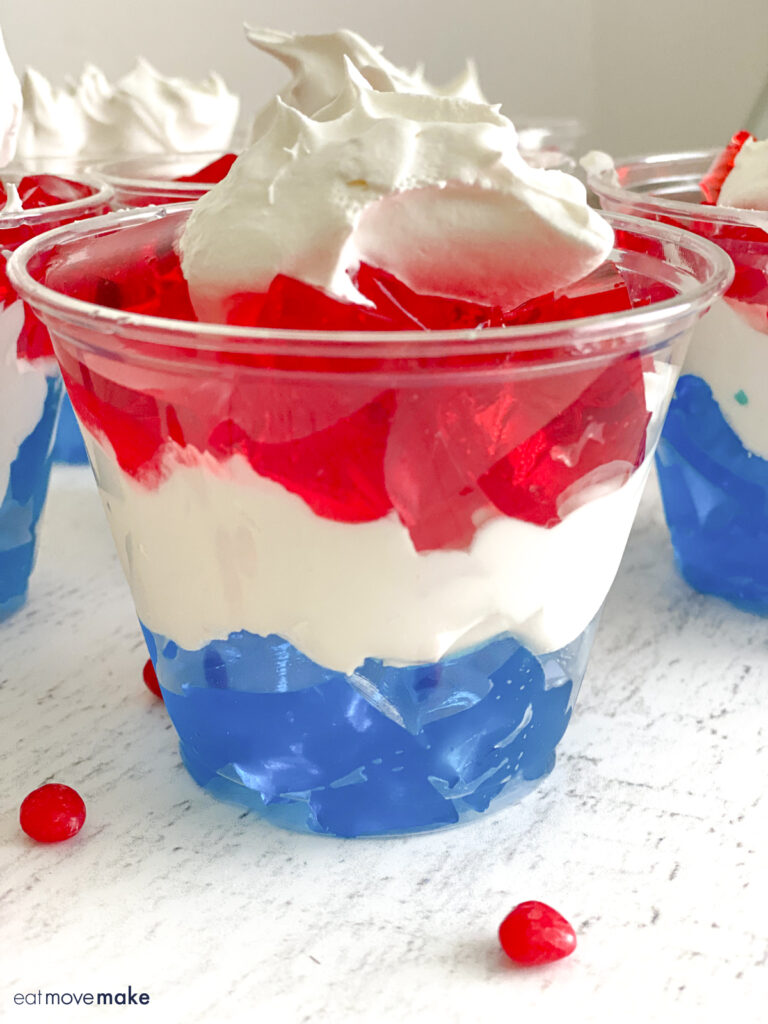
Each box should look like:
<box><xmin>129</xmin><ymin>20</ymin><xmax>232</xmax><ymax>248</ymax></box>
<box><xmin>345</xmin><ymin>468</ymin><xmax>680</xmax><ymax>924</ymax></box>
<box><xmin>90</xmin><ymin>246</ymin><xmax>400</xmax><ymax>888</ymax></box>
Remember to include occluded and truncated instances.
<box><xmin>2</xmin><ymin>466</ymin><xmax>767</xmax><ymax>1023</ymax></box>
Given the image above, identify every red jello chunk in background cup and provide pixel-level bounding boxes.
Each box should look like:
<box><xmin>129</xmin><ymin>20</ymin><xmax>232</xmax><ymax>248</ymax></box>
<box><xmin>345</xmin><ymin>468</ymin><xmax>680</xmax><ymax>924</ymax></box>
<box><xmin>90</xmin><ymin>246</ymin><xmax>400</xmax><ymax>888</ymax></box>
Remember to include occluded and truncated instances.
<box><xmin>0</xmin><ymin>175</ymin><xmax>112</xmax><ymax>360</ymax></box>
<box><xmin>48</xmin><ymin>226</ymin><xmax>652</xmax><ymax>551</ymax></box>
<box><xmin>699</xmin><ymin>130</ymin><xmax>754</xmax><ymax>205</ymax></box>
<box><xmin>173</xmin><ymin>153</ymin><xmax>238</xmax><ymax>184</ymax></box>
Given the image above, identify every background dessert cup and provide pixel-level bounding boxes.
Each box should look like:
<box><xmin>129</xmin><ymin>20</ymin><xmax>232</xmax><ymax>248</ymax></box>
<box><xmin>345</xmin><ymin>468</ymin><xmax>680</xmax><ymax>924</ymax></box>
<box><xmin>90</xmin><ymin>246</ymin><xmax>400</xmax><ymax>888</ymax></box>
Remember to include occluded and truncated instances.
<box><xmin>89</xmin><ymin>151</ymin><xmax>237</xmax><ymax>208</ymax></box>
<box><xmin>19</xmin><ymin>150</ymin><xmax>235</xmax><ymax>463</ymax></box>
<box><xmin>27</xmin><ymin>148</ymin><xmax>234</xmax><ymax>465</ymax></box>
<box><xmin>0</xmin><ymin>173</ymin><xmax>111</xmax><ymax>617</ymax></box>
<box><xmin>515</xmin><ymin>115</ymin><xmax>585</xmax><ymax>163</ymax></box>
<box><xmin>9</xmin><ymin>205</ymin><xmax>731</xmax><ymax>836</ymax></box>
<box><xmin>589</xmin><ymin>153</ymin><xmax>768</xmax><ymax>614</ymax></box>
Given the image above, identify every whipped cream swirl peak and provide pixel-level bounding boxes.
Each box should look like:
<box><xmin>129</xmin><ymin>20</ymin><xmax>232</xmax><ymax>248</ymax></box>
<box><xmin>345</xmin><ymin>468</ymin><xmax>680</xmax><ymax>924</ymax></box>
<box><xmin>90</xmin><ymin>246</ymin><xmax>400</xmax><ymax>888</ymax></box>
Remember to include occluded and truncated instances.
<box><xmin>717</xmin><ymin>136</ymin><xmax>768</xmax><ymax>211</ymax></box>
<box><xmin>0</xmin><ymin>26</ymin><xmax>21</xmax><ymax>167</ymax></box>
<box><xmin>16</xmin><ymin>59</ymin><xmax>240</xmax><ymax>159</ymax></box>
<box><xmin>181</xmin><ymin>29</ymin><xmax>613</xmax><ymax>320</ymax></box>
<box><xmin>246</xmin><ymin>25</ymin><xmax>486</xmax><ymax>137</ymax></box>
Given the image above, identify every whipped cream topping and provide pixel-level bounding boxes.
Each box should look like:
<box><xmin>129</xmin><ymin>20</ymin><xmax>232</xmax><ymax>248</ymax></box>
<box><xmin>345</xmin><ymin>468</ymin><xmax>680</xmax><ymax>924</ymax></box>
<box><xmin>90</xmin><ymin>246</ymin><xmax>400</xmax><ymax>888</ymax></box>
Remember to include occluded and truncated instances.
<box><xmin>717</xmin><ymin>137</ymin><xmax>768</xmax><ymax>211</ymax></box>
<box><xmin>180</xmin><ymin>29</ymin><xmax>613</xmax><ymax>319</ymax></box>
<box><xmin>0</xmin><ymin>27</ymin><xmax>21</xmax><ymax>167</ymax></box>
<box><xmin>246</xmin><ymin>26</ymin><xmax>486</xmax><ymax>140</ymax></box>
<box><xmin>16</xmin><ymin>59</ymin><xmax>240</xmax><ymax>159</ymax></box>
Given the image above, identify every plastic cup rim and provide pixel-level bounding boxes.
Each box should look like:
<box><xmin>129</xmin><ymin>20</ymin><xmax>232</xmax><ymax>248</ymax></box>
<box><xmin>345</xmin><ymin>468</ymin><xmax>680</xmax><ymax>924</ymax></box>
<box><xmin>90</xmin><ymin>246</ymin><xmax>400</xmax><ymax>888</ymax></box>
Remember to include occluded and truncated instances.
<box><xmin>0</xmin><ymin>172</ymin><xmax>114</xmax><ymax>226</ymax></box>
<box><xmin>87</xmin><ymin>150</ymin><xmax>233</xmax><ymax>195</ymax></box>
<box><xmin>586</xmin><ymin>147</ymin><xmax>768</xmax><ymax>229</ymax></box>
<box><xmin>7</xmin><ymin>201</ymin><xmax>734</xmax><ymax>357</ymax></box>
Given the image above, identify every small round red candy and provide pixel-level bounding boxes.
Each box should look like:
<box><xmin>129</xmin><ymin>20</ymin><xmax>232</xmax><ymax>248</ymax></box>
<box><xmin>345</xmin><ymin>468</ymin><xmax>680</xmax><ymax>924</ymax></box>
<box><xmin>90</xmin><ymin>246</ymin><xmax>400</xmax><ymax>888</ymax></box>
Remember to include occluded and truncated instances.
<box><xmin>20</xmin><ymin>783</ymin><xmax>86</xmax><ymax>843</ymax></box>
<box><xmin>142</xmin><ymin>658</ymin><xmax>162</xmax><ymax>699</ymax></box>
<box><xmin>498</xmin><ymin>901</ymin><xmax>577</xmax><ymax>966</ymax></box>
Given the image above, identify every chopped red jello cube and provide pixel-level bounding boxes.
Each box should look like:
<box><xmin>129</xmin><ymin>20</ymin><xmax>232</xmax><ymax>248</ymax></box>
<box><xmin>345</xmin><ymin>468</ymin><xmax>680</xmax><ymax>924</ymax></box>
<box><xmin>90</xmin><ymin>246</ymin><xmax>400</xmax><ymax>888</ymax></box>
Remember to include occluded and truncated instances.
<box><xmin>238</xmin><ymin>273</ymin><xmax>400</xmax><ymax>331</ymax></box>
<box><xmin>699</xmin><ymin>131</ymin><xmax>754</xmax><ymax>205</ymax></box>
<box><xmin>504</xmin><ymin>261</ymin><xmax>632</xmax><ymax>324</ymax></box>
<box><xmin>354</xmin><ymin>262</ymin><xmax>511</xmax><ymax>329</ymax></box>
<box><xmin>479</xmin><ymin>352</ymin><xmax>649</xmax><ymax>527</ymax></box>
<box><xmin>174</xmin><ymin>153</ymin><xmax>238</xmax><ymax>184</ymax></box>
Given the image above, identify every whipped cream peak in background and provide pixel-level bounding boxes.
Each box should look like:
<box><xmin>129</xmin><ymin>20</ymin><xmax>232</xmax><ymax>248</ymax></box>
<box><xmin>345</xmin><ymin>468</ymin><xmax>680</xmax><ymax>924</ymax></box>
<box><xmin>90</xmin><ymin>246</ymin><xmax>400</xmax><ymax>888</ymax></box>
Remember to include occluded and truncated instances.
<box><xmin>181</xmin><ymin>28</ymin><xmax>613</xmax><ymax>319</ymax></box>
<box><xmin>16</xmin><ymin>59</ymin><xmax>240</xmax><ymax>159</ymax></box>
<box><xmin>717</xmin><ymin>136</ymin><xmax>768</xmax><ymax>211</ymax></box>
<box><xmin>0</xmin><ymin>26</ymin><xmax>21</xmax><ymax>167</ymax></box>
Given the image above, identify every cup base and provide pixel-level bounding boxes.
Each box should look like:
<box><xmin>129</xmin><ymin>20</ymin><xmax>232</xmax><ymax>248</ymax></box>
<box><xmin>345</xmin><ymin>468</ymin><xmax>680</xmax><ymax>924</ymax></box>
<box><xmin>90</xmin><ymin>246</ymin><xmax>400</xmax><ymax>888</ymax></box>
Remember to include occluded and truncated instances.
<box><xmin>657</xmin><ymin>374</ymin><xmax>768</xmax><ymax>615</ymax></box>
<box><xmin>145</xmin><ymin>623</ymin><xmax>595</xmax><ymax>838</ymax></box>
<box><xmin>178</xmin><ymin>739</ymin><xmax>552</xmax><ymax>838</ymax></box>
<box><xmin>0</xmin><ymin>589</ymin><xmax>28</xmax><ymax>621</ymax></box>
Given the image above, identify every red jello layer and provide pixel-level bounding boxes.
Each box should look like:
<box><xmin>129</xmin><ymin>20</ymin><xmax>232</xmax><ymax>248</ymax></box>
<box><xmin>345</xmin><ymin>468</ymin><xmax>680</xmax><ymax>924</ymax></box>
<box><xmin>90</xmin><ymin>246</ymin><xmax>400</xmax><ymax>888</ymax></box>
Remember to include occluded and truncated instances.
<box><xmin>47</xmin><ymin>237</ymin><xmax>653</xmax><ymax>551</ymax></box>
<box><xmin>0</xmin><ymin>176</ymin><xmax>111</xmax><ymax>360</ymax></box>
<box><xmin>699</xmin><ymin>132</ymin><xmax>754</xmax><ymax>205</ymax></box>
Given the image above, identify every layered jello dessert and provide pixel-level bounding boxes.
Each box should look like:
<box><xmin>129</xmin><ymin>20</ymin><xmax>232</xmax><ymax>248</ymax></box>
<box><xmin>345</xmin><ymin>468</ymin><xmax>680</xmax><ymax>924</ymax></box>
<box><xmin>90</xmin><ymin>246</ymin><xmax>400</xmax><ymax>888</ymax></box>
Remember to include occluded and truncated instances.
<box><xmin>587</xmin><ymin>138</ymin><xmax>768</xmax><ymax>613</ymax></box>
<box><xmin>13</xmin><ymin>56</ymin><xmax>240</xmax><ymax>463</ymax></box>
<box><xmin>0</xmin><ymin>35</ymin><xmax>112</xmax><ymax>617</ymax></box>
<box><xmin>10</xmin><ymin>31</ymin><xmax>731</xmax><ymax>835</ymax></box>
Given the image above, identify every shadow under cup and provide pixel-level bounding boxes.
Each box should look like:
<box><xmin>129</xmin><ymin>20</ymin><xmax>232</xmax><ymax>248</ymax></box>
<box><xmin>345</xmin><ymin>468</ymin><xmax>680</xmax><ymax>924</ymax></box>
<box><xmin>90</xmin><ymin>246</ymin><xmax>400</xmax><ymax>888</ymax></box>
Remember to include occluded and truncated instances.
<box><xmin>589</xmin><ymin>154</ymin><xmax>768</xmax><ymax>614</ymax></box>
<box><xmin>9</xmin><ymin>206</ymin><xmax>731</xmax><ymax>836</ymax></box>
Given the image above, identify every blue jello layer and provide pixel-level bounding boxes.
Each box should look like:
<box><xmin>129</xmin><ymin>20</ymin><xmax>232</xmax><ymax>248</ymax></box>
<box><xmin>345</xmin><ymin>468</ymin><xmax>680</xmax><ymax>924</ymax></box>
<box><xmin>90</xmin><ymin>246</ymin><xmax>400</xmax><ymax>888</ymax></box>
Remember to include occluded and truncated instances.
<box><xmin>656</xmin><ymin>373</ymin><xmax>768</xmax><ymax>614</ymax></box>
<box><xmin>0</xmin><ymin>375</ymin><xmax>62</xmax><ymax>619</ymax></box>
<box><xmin>52</xmin><ymin>394</ymin><xmax>88</xmax><ymax>464</ymax></box>
<box><xmin>142</xmin><ymin>621</ymin><xmax>595</xmax><ymax>837</ymax></box>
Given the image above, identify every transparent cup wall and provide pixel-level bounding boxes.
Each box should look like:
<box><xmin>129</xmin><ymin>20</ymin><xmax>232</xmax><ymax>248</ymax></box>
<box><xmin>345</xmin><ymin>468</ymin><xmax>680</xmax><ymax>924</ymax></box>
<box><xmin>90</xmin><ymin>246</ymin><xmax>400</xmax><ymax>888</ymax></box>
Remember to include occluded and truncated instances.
<box><xmin>0</xmin><ymin>176</ymin><xmax>112</xmax><ymax>617</ymax></box>
<box><xmin>90</xmin><ymin>151</ymin><xmax>228</xmax><ymax>208</ymax></box>
<box><xmin>10</xmin><ymin>206</ymin><xmax>731</xmax><ymax>835</ymax></box>
<box><xmin>590</xmin><ymin>153</ymin><xmax>768</xmax><ymax>614</ymax></box>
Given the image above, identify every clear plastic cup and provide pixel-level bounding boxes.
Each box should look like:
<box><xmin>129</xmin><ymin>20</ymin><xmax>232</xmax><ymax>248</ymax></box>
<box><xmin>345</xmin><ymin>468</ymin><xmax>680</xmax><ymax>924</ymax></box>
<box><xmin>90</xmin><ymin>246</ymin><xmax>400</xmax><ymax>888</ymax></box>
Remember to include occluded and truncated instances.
<box><xmin>89</xmin><ymin>151</ymin><xmax>235</xmax><ymax>208</ymax></box>
<box><xmin>515</xmin><ymin>116</ymin><xmax>585</xmax><ymax>158</ymax></box>
<box><xmin>17</xmin><ymin>153</ymin><xmax>234</xmax><ymax>463</ymax></box>
<box><xmin>9</xmin><ymin>204</ymin><xmax>730</xmax><ymax>836</ymax></box>
<box><xmin>0</xmin><ymin>173</ymin><xmax>112</xmax><ymax>618</ymax></box>
<box><xmin>589</xmin><ymin>152</ymin><xmax>768</xmax><ymax>613</ymax></box>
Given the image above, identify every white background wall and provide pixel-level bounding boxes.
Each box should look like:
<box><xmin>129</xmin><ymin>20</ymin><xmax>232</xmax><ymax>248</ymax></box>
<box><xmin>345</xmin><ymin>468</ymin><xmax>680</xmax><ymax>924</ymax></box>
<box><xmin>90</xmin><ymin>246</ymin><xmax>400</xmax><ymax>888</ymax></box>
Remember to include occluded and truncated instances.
<box><xmin>2</xmin><ymin>0</ymin><xmax>768</xmax><ymax>155</ymax></box>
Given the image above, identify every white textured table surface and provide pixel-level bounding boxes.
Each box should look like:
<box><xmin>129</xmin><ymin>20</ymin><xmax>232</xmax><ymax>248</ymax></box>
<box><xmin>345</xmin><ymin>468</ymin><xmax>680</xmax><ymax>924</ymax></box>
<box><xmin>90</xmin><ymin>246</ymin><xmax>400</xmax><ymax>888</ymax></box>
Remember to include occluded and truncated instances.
<box><xmin>2</xmin><ymin>466</ymin><xmax>767</xmax><ymax>1024</ymax></box>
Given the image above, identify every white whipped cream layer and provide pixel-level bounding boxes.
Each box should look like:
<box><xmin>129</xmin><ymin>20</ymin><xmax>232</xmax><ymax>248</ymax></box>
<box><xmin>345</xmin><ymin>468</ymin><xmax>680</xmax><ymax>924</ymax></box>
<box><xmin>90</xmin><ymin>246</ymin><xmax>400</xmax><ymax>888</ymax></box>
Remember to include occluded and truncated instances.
<box><xmin>81</xmin><ymin>365</ymin><xmax>671</xmax><ymax>671</ymax></box>
<box><xmin>0</xmin><ymin>301</ymin><xmax>48</xmax><ymax>501</ymax></box>
<box><xmin>180</xmin><ymin>30</ymin><xmax>613</xmax><ymax>319</ymax></box>
<box><xmin>684</xmin><ymin>297</ymin><xmax>768</xmax><ymax>459</ymax></box>
<box><xmin>0</xmin><ymin>27</ymin><xmax>21</xmax><ymax>167</ymax></box>
<box><xmin>718</xmin><ymin>138</ymin><xmax>768</xmax><ymax>211</ymax></box>
<box><xmin>16</xmin><ymin>60</ymin><xmax>239</xmax><ymax>160</ymax></box>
